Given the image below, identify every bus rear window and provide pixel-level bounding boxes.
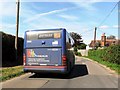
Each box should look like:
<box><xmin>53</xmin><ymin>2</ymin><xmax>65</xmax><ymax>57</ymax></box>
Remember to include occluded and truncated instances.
<box><xmin>26</xmin><ymin>31</ymin><xmax>61</xmax><ymax>40</ymax></box>
<box><xmin>38</xmin><ymin>32</ymin><xmax>61</xmax><ymax>39</ymax></box>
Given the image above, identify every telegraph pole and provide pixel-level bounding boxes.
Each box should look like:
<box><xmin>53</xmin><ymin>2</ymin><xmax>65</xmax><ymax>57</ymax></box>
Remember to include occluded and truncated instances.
<box><xmin>15</xmin><ymin>0</ymin><xmax>20</xmax><ymax>60</ymax></box>
<box><xmin>93</xmin><ymin>27</ymin><xmax>97</xmax><ymax>49</ymax></box>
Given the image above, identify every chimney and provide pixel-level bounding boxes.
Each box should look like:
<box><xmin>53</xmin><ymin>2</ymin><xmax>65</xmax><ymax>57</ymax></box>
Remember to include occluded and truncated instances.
<box><xmin>101</xmin><ymin>33</ymin><xmax>106</xmax><ymax>46</ymax></box>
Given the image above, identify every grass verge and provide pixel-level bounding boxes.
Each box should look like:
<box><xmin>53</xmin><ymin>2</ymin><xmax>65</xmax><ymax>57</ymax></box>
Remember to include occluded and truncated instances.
<box><xmin>84</xmin><ymin>56</ymin><xmax>120</xmax><ymax>74</ymax></box>
<box><xmin>0</xmin><ymin>66</ymin><xmax>24</xmax><ymax>82</ymax></box>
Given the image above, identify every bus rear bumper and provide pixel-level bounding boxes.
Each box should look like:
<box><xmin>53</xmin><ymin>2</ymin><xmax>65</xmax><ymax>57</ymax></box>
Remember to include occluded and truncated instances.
<box><xmin>23</xmin><ymin>66</ymin><xmax>68</xmax><ymax>74</ymax></box>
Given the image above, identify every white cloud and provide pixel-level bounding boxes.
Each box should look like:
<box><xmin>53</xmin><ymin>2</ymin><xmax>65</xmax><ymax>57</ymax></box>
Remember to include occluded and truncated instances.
<box><xmin>99</xmin><ymin>25</ymin><xmax>109</xmax><ymax>29</ymax></box>
<box><xmin>19</xmin><ymin>33</ymin><xmax>24</xmax><ymax>38</ymax></box>
<box><xmin>0</xmin><ymin>2</ymin><xmax>16</xmax><ymax>17</ymax></box>
<box><xmin>30</xmin><ymin>3</ymin><xmax>42</xmax><ymax>11</ymax></box>
<box><xmin>84</xmin><ymin>0</ymin><xmax>119</xmax><ymax>2</ymax></box>
<box><xmin>24</xmin><ymin>16</ymin><xmax>93</xmax><ymax>44</ymax></box>
<box><xmin>113</xmin><ymin>25</ymin><xmax>120</xmax><ymax>28</ymax></box>
<box><xmin>20</xmin><ymin>3</ymin><xmax>37</xmax><ymax>18</ymax></box>
<box><xmin>24</xmin><ymin>7</ymin><xmax>76</xmax><ymax>23</ymax></box>
<box><xmin>0</xmin><ymin>2</ymin><xmax>36</xmax><ymax>19</ymax></box>
<box><xmin>58</xmin><ymin>14</ymin><xmax>78</xmax><ymax>21</ymax></box>
<box><xmin>3</xmin><ymin>0</ymin><xmax>117</xmax><ymax>2</ymax></box>
<box><xmin>0</xmin><ymin>23</ymin><xmax>16</xmax><ymax>35</ymax></box>
<box><xmin>2</xmin><ymin>23</ymin><xmax>16</xmax><ymax>30</ymax></box>
<box><xmin>0</xmin><ymin>26</ymin><xmax>2</xmax><ymax>31</ymax></box>
<box><xmin>0</xmin><ymin>0</ymin><xmax>15</xmax><ymax>2</ymax></box>
<box><xmin>71</xmin><ymin>1</ymin><xmax>97</xmax><ymax>11</ymax></box>
<box><xmin>99</xmin><ymin>25</ymin><xmax>119</xmax><ymax>30</ymax></box>
<box><xmin>25</xmin><ymin>17</ymin><xmax>85</xmax><ymax>31</ymax></box>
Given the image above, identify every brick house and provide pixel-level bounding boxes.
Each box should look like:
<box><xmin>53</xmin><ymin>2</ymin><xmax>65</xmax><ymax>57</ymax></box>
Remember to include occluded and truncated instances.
<box><xmin>89</xmin><ymin>33</ymin><xmax>120</xmax><ymax>48</ymax></box>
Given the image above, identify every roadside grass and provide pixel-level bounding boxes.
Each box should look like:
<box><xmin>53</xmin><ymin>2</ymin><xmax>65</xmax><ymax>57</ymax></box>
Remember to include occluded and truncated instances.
<box><xmin>0</xmin><ymin>66</ymin><xmax>25</xmax><ymax>82</ymax></box>
<box><xmin>84</xmin><ymin>56</ymin><xmax>120</xmax><ymax>74</ymax></box>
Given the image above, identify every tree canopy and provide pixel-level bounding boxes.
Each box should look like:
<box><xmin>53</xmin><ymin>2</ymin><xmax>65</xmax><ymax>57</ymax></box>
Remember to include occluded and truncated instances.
<box><xmin>77</xmin><ymin>43</ymin><xmax>87</xmax><ymax>49</ymax></box>
<box><xmin>70</xmin><ymin>32</ymin><xmax>83</xmax><ymax>46</ymax></box>
<box><xmin>107</xmin><ymin>35</ymin><xmax>116</xmax><ymax>40</ymax></box>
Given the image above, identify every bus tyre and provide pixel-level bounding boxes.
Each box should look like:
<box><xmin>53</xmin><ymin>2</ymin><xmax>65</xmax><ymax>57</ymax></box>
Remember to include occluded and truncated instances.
<box><xmin>69</xmin><ymin>62</ymin><xmax>72</xmax><ymax>74</ymax></box>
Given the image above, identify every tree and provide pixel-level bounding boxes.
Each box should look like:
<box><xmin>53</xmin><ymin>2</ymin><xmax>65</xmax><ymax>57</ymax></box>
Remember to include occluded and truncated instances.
<box><xmin>70</xmin><ymin>32</ymin><xmax>83</xmax><ymax>46</ymax></box>
<box><xmin>107</xmin><ymin>35</ymin><xmax>116</xmax><ymax>40</ymax></box>
<box><xmin>77</xmin><ymin>43</ymin><xmax>87</xmax><ymax>49</ymax></box>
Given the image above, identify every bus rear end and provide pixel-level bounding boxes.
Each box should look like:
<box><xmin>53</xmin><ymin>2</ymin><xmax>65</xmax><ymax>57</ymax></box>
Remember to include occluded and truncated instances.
<box><xmin>23</xmin><ymin>29</ymin><xmax>67</xmax><ymax>74</ymax></box>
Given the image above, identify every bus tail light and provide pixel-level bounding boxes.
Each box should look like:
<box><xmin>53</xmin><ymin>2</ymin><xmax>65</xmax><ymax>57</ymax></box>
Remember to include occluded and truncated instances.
<box><xmin>62</xmin><ymin>55</ymin><xmax>67</xmax><ymax>66</ymax></box>
<box><xmin>23</xmin><ymin>54</ymin><xmax>26</xmax><ymax>66</ymax></box>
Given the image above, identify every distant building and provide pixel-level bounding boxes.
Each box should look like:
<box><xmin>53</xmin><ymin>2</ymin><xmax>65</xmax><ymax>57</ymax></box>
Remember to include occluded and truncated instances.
<box><xmin>89</xmin><ymin>33</ymin><xmax>120</xmax><ymax>48</ymax></box>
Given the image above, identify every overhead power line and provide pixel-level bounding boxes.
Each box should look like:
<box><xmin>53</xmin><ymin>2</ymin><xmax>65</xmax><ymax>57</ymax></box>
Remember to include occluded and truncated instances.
<box><xmin>80</xmin><ymin>1</ymin><xmax>119</xmax><ymax>37</ymax></box>
<box><xmin>97</xmin><ymin>29</ymin><xmax>113</xmax><ymax>36</ymax></box>
<box><xmin>97</xmin><ymin>1</ymin><xmax>119</xmax><ymax>28</ymax></box>
<box><xmin>80</xmin><ymin>28</ymin><xmax>94</xmax><ymax>35</ymax></box>
<box><xmin>95</xmin><ymin>1</ymin><xmax>119</xmax><ymax>37</ymax></box>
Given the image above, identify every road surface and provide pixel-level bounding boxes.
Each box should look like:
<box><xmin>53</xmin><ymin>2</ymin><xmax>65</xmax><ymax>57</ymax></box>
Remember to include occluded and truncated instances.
<box><xmin>1</xmin><ymin>56</ymin><xmax>119</xmax><ymax>89</ymax></box>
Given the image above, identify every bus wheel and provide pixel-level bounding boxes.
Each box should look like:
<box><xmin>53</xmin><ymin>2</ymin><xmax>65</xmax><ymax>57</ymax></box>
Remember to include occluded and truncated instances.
<box><xmin>35</xmin><ymin>73</ymin><xmax>40</xmax><ymax>76</ymax></box>
<box><xmin>69</xmin><ymin>62</ymin><xmax>72</xmax><ymax>74</ymax></box>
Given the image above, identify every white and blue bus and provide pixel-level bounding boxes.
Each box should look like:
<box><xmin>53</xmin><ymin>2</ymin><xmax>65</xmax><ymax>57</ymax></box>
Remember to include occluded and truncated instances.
<box><xmin>23</xmin><ymin>28</ymin><xmax>75</xmax><ymax>74</ymax></box>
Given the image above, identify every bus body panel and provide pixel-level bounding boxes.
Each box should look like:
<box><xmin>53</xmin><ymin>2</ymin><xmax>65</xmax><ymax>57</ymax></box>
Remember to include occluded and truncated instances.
<box><xmin>26</xmin><ymin>48</ymin><xmax>62</xmax><ymax>66</ymax></box>
<box><xmin>26</xmin><ymin>39</ymin><xmax>62</xmax><ymax>48</ymax></box>
<box><xmin>24</xmin><ymin>66</ymin><xmax>67</xmax><ymax>73</ymax></box>
<box><xmin>23</xmin><ymin>28</ymin><xmax>74</xmax><ymax>74</ymax></box>
<box><xmin>61</xmin><ymin>29</ymin><xmax>66</xmax><ymax>56</ymax></box>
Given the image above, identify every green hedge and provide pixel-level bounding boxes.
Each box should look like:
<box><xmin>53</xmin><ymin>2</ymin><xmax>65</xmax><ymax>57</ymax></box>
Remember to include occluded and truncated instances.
<box><xmin>74</xmin><ymin>47</ymin><xmax>78</xmax><ymax>52</ymax></box>
<box><xmin>73</xmin><ymin>47</ymin><xmax>82</xmax><ymax>56</ymax></box>
<box><xmin>2</xmin><ymin>32</ymin><xmax>24</xmax><ymax>67</ymax></box>
<box><xmin>77</xmin><ymin>43</ymin><xmax>87</xmax><ymax>49</ymax></box>
<box><xmin>75</xmin><ymin>52</ymin><xmax>82</xmax><ymax>56</ymax></box>
<box><xmin>88</xmin><ymin>45</ymin><xmax>120</xmax><ymax>64</ymax></box>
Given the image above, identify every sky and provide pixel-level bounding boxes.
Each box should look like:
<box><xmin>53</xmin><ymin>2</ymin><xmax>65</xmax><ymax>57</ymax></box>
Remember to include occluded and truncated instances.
<box><xmin>0</xmin><ymin>0</ymin><xmax>119</xmax><ymax>45</ymax></box>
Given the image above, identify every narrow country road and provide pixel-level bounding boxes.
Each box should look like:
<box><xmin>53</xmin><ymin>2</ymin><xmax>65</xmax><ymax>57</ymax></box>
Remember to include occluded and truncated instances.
<box><xmin>2</xmin><ymin>56</ymin><xmax>118</xmax><ymax>89</ymax></box>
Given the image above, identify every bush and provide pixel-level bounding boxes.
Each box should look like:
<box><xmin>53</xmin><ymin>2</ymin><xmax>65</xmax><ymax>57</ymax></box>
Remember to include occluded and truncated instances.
<box><xmin>74</xmin><ymin>52</ymin><xmax>82</xmax><ymax>56</ymax></box>
<box><xmin>77</xmin><ymin>43</ymin><xmax>87</xmax><ymax>49</ymax></box>
<box><xmin>74</xmin><ymin>47</ymin><xmax>78</xmax><ymax>52</ymax></box>
<box><xmin>106</xmin><ymin>45</ymin><xmax>120</xmax><ymax>64</ymax></box>
<box><xmin>77</xmin><ymin>45</ymin><xmax>81</xmax><ymax>49</ymax></box>
<box><xmin>88</xmin><ymin>45</ymin><xmax>120</xmax><ymax>64</ymax></box>
<box><xmin>77</xmin><ymin>52</ymin><xmax>82</xmax><ymax>56</ymax></box>
<box><xmin>2</xmin><ymin>32</ymin><xmax>24</xmax><ymax>67</ymax></box>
